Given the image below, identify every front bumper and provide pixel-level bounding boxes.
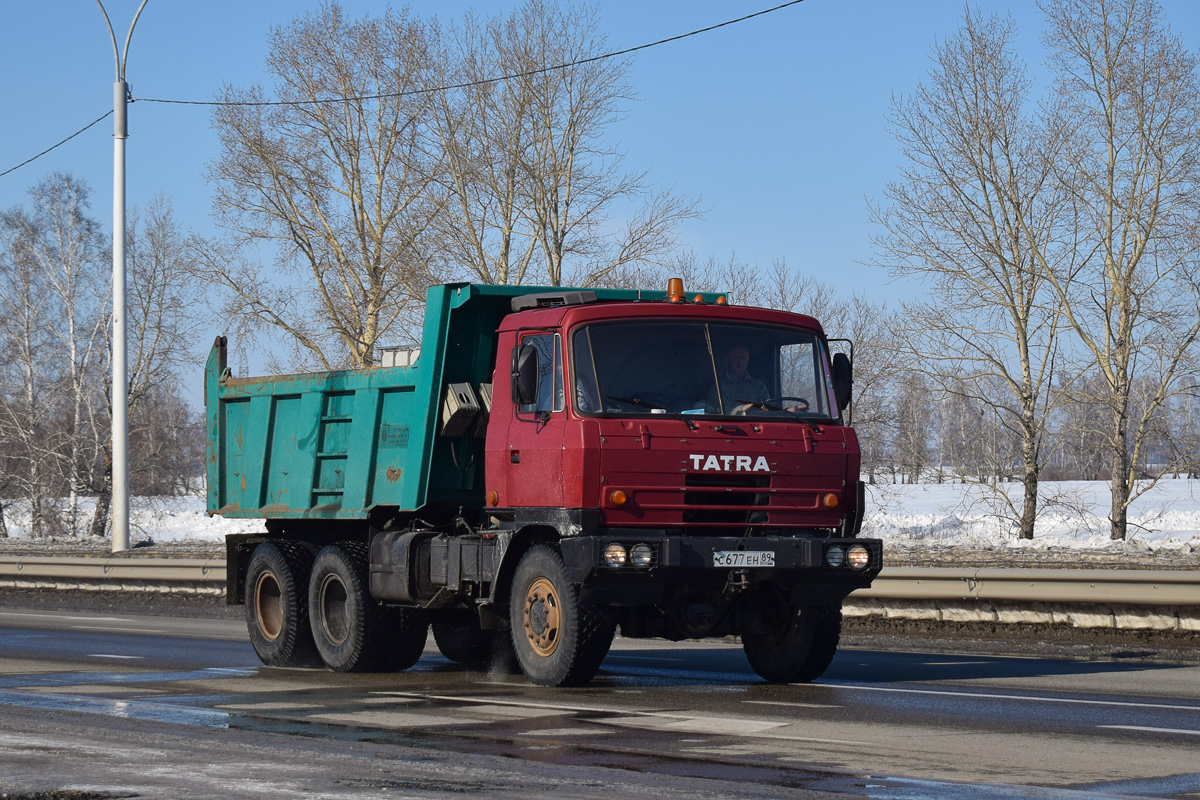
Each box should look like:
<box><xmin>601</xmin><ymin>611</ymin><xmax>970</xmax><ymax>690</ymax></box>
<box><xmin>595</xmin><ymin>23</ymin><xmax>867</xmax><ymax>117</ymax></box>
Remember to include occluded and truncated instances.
<box><xmin>561</xmin><ymin>534</ymin><xmax>882</xmax><ymax>606</ymax></box>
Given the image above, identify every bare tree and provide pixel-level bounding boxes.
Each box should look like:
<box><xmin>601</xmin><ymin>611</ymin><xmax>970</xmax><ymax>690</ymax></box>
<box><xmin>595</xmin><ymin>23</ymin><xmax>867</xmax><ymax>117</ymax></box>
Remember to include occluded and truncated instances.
<box><xmin>428</xmin><ymin>1</ymin><xmax>696</xmax><ymax>289</ymax></box>
<box><xmin>1041</xmin><ymin>0</ymin><xmax>1200</xmax><ymax>539</ymax></box>
<box><xmin>90</xmin><ymin>196</ymin><xmax>203</xmax><ymax>536</ymax></box>
<box><xmin>871</xmin><ymin>9</ymin><xmax>1072</xmax><ymax>538</ymax></box>
<box><xmin>198</xmin><ymin>3</ymin><xmax>443</xmax><ymax>370</ymax></box>
<box><xmin>0</xmin><ymin>206</ymin><xmax>67</xmax><ymax>537</ymax></box>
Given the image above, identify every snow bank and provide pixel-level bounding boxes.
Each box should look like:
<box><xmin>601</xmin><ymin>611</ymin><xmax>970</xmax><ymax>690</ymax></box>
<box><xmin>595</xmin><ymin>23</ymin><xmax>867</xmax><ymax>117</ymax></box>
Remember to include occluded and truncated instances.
<box><xmin>5</xmin><ymin>479</ymin><xmax>1200</xmax><ymax>553</ymax></box>
<box><xmin>864</xmin><ymin>479</ymin><xmax>1200</xmax><ymax>553</ymax></box>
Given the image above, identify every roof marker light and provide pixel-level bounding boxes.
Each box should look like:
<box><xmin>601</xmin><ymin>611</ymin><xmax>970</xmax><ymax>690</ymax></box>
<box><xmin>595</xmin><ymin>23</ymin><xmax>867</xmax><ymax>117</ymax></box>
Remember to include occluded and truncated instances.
<box><xmin>666</xmin><ymin>277</ymin><xmax>686</xmax><ymax>303</ymax></box>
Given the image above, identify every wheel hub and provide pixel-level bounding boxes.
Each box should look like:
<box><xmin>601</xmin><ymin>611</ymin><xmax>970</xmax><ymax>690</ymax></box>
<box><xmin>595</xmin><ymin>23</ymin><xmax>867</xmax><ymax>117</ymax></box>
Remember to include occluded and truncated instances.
<box><xmin>253</xmin><ymin>572</ymin><xmax>283</xmax><ymax>641</ymax></box>
<box><xmin>522</xmin><ymin>577</ymin><xmax>561</xmax><ymax>657</ymax></box>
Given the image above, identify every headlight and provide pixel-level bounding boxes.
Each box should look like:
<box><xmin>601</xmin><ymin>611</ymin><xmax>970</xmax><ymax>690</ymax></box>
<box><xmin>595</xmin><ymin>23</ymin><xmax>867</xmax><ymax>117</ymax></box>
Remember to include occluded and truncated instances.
<box><xmin>847</xmin><ymin>544</ymin><xmax>870</xmax><ymax>570</ymax></box>
<box><xmin>825</xmin><ymin>546</ymin><xmax>845</xmax><ymax>568</ymax></box>
<box><xmin>630</xmin><ymin>543</ymin><xmax>654</xmax><ymax>568</ymax></box>
<box><xmin>604</xmin><ymin>542</ymin><xmax>627</xmax><ymax>568</ymax></box>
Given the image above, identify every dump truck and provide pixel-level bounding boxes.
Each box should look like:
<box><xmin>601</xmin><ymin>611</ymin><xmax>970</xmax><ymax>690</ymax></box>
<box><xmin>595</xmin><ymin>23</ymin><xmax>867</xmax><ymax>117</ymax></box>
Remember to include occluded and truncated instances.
<box><xmin>207</xmin><ymin>279</ymin><xmax>882</xmax><ymax>686</ymax></box>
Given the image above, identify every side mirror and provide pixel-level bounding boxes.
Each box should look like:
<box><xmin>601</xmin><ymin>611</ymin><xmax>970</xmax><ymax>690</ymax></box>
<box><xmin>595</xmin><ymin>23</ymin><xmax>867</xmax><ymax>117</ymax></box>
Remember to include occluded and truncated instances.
<box><xmin>511</xmin><ymin>344</ymin><xmax>539</xmax><ymax>406</ymax></box>
<box><xmin>832</xmin><ymin>352</ymin><xmax>852</xmax><ymax>412</ymax></box>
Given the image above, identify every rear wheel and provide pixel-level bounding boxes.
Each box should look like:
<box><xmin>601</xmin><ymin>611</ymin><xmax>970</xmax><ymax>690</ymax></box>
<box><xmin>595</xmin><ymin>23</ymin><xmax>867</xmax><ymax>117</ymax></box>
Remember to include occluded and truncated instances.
<box><xmin>308</xmin><ymin>542</ymin><xmax>383</xmax><ymax>672</ymax></box>
<box><xmin>509</xmin><ymin>544</ymin><xmax>615</xmax><ymax>687</ymax></box>
<box><xmin>742</xmin><ymin>603</ymin><xmax>842</xmax><ymax>683</ymax></box>
<box><xmin>245</xmin><ymin>541</ymin><xmax>318</xmax><ymax>667</ymax></box>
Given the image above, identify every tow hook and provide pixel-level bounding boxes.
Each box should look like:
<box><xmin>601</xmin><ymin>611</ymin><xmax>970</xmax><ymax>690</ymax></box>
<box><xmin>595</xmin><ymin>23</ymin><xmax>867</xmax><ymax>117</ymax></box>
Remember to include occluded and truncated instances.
<box><xmin>724</xmin><ymin>569</ymin><xmax>750</xmax><ymax>594</ymax></box>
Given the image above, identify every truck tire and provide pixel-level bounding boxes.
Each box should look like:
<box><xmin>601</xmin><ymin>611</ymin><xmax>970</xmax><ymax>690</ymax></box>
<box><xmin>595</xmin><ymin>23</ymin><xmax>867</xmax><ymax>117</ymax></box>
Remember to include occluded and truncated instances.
<box><xmin>308</xmin><ymin>542</ymin><xmax>383</xmax><ymax>672</ymax></box>
<box><xmin>379</xmin><ymin>606</ymin><xmax>429</xmax><ymax>672</ymax></box>
<box><xmin>432</xmin><ymin>620</ymin><xmax>490</xmax><ymax>665</ymax></box>
<box><xmin>743</xmin><ymin>604</ymin><xmax>842</xmax><ymax>684</ymax></box>
<box><xmin>509</xmin><ymin>544</ymin><xmax>615</xmax><ymax>687</ymax></box>
<box><xmin>245</xmin><ymin>541</ymin><xmax>319</xmax><ymax>668</ymax></box>
<box><xmin>433</xmin><ymin>619</ymin><xmax>518</xmax><ymax>673</ymax></box>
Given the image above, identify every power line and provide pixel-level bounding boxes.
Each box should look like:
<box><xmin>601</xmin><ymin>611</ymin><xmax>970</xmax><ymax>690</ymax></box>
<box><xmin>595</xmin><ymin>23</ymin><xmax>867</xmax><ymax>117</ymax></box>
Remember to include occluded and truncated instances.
<box><xmin>1</xmin><ymin>1</ymin><xmax>805</xmax><ymax>177</ymax></box>
<box><xmin>135</xmin><ymin>0</ymin><xmax>807</xmax><ymax>109</ymax></box>
<box><xmin>0</xmin><ymin>111</ymin><xmax>113</xmax><ymax>178</ymax></box>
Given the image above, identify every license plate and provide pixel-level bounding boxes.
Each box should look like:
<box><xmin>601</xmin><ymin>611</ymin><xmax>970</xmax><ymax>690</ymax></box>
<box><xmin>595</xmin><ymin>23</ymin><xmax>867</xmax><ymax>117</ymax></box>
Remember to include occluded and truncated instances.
<box><xmin>712</xmin><ymin>550</ymin><xmax>775</xmax><ymax>568</ymax></box>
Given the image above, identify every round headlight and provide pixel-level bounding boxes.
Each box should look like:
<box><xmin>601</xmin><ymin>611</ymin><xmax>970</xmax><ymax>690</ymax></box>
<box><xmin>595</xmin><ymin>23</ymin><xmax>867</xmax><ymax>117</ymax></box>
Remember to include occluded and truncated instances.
<box><xmin>604</xmin><ymin>542</ymin><xmax>627</xmax><ymax>568</ymax></box>
<box><xmin>847</xmin><ymin>544</ymin><xmax>870</xmax><ymax>570</ymax></box>
<box><xmin>825</xmin><ymin>546</ymin><xmax>845</xmax><ymax>568</ymax></box>
<box><xmin>630</xmin><ymin>543</ymin><xmax>654</xmax><ymax>568</ymax></box>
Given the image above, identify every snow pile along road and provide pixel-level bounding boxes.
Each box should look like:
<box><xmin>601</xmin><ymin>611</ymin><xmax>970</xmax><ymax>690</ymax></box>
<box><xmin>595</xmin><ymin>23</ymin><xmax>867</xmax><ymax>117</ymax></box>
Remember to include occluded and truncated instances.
<box><xmin>3</xmin><ymin>479</ymin><xmax>1199</xmax><ymax>559</ymax></box>
<box><xmin>865</xmin><ymin>479</ymin><xmax>1200</xmax><ymax>555</ymax></box>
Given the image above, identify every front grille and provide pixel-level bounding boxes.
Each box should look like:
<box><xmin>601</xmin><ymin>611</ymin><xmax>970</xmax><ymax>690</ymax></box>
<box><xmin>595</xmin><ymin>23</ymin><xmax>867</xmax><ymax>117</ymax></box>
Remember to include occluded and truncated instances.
<box><xmin>682</xmin><ymin>474</ymin><xmax>770</xmax><ymax>534</ymax></box>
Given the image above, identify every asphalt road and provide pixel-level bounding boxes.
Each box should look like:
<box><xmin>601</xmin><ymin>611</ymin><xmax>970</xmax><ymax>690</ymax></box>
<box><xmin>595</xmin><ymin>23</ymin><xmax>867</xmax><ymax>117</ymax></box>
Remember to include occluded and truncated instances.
<box><xmin>1</xmin><ymin>606</ymin><xmax>1199</xmax><ymax>799</ymax></box>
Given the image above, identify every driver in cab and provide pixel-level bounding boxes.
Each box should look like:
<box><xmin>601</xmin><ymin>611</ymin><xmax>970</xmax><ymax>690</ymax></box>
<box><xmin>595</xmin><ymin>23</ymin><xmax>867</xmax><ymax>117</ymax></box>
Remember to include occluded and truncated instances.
<box><xmin>706</xmin><ymin>345</ymin><xmax>807</xmax><ymax>415</ymax></box>
<box><xmin>707</xmin><ymin>345</ymin><xmax>768</xmax><ymax>414</ymax></box>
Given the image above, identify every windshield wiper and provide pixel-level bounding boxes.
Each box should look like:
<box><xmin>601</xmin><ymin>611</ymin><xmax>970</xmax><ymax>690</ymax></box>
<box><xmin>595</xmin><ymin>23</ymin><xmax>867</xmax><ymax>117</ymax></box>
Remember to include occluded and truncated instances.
<box><xmin>606</xmin><ymin>395</ymin><xmax>699</xmax><ymax>430</ymax></box>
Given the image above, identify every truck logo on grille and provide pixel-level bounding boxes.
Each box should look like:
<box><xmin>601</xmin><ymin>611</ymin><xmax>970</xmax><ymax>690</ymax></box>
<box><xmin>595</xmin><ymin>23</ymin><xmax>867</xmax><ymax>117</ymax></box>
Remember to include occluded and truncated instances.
<box><xmin>689</xmin><ymin>454</ymin><xmax>771</xmax><ymax>473</ymax></box>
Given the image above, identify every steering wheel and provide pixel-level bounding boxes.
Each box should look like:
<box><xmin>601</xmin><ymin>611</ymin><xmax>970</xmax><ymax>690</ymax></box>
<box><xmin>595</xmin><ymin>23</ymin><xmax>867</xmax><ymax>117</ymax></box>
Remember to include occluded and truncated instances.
<box><xmin>765</xmin><ymin>396</ymin><xmax>809</xmax><ymax>411</ymax></box>
<box><xmin>733</xmin><ymin>396</ymin><xmax>809</xmax><ymax>415</ymax></box>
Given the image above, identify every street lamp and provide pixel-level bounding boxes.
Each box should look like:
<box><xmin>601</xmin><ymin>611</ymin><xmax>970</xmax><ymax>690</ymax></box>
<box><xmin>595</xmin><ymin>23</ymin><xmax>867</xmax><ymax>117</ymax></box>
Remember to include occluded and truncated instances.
<box><xmin>97</xmin><ymin>0</ymin><xmax>149</xmax><ymax>553</ymax></box>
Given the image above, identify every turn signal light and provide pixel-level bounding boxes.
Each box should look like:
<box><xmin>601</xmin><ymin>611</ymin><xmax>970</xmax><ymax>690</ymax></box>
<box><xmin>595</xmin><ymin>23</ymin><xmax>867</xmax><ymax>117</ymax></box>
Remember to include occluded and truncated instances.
<box><xmin>823</xmin><ymin>493</ymin><xmax>839</xmax><ymax>509</ymax></box>
<box><xmin>610</xmin><ymin>489</ymin><xmax>628</xmax><ymax>506</ymax></box>
<box><xmin>487</xmin><ymin>490</ymin><xmax>500</xmax><ymax>506</ymax></box>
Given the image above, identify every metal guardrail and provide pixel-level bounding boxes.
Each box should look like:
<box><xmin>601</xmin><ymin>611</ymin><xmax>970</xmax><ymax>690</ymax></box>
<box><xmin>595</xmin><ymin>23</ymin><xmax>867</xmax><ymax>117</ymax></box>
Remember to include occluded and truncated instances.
<box><xmin>1</xmin><ymin>556</ymin><xmax>1198</xmax><ymax>607</ymax></box>
<box><xmin>854</xmin><ymin>566</ymin><xmax>1200</xmax><ymax>607</ymax></box>
<box><xmin>0</xmin><ymin>555</ymin><xmax>224</xmax><ymax>583</ymax></box>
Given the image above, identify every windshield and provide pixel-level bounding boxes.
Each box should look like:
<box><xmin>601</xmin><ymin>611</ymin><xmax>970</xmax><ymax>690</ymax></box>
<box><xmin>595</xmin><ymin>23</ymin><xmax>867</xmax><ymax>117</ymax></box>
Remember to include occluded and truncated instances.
<box><xmin>571</xmin><ymin>320</ymin><xmax>838</xmax><ymax>420</ymax></box>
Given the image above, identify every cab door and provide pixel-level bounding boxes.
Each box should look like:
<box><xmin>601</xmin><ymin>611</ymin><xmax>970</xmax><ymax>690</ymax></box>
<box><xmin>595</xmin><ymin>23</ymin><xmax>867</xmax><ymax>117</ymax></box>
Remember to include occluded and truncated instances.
<box><xmin>505</xmin><ymin>330</ymin><xmax>566</xmax><ymax>508</ymax></box>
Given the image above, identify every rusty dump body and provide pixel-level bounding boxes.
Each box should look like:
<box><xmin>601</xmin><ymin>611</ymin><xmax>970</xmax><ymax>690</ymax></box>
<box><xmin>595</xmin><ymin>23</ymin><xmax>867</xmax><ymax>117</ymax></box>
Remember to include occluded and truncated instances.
<box><xmin>209</xmin><ymin>280</ymin><xmax>883</xmax><ymax>687</ymax></box>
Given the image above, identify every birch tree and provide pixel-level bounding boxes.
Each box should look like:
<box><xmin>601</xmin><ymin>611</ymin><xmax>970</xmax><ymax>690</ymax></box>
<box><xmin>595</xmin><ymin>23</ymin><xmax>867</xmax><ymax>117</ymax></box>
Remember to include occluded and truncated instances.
<box><xmin>1041</xmin><ymin>0</ymin><xmax>1200</xmax><ymax>539</ymax></box>
<box><xmin>871</xmin><ymin>9</ymin><xmax>1071</xmax><ymax>538</ymax></box>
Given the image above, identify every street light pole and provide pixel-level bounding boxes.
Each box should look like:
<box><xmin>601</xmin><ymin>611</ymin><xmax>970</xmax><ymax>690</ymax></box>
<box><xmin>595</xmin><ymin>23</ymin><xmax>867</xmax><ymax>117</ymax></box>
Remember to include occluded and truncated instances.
<box><xmin>97</xmin><ymin>0</ymin><xmax>149</xmax><ymax>553</ymax></box>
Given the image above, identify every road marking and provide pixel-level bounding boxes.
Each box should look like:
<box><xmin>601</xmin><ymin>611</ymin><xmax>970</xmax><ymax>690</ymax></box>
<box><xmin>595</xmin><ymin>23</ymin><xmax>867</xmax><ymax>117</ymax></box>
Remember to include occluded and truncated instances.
<box><xmin>72</xmin><ymin>626</ymin><xmax>168</xmax><ymax>634</ymax></box>
<box><xmin>87</xmin><ymin>654</ymin><xmax>144</xmax><ymax>660</ymax></box>
<box><xmin>606</xmin><ymin>655</ymin><xmax>687</xmax><ymax>662</ymax></box>
<box><xmin>1100</xmin><ymin>725</ymin><xmax>1200</xmax><ymax>736</ymax></box>
<box><xmin>829</xmin><ymin>683</ymin><xmax>1200</xmax><ymax>712</ymax></box>
<box><xmin>2</xmin><ymin>613</ymin><xmax>134</xmax><ymax>622</ymax></box>
<box><xmin>744</xmin><ymin>700</ymin><xmax>843</xmax><ymax>709</ymax></box>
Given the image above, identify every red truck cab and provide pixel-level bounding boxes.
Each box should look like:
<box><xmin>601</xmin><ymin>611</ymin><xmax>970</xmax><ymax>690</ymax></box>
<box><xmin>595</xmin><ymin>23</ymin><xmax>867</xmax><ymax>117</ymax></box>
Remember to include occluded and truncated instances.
<box><xmin>478</xmin><ymin>287</ymin><xmax>878</xmax><ymax>684</ymax></box>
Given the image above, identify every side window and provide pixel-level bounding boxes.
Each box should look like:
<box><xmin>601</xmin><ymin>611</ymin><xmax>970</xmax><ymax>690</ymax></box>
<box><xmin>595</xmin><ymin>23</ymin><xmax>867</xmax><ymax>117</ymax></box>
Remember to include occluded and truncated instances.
<box><xmin>778</xmin><ymin>341</ymin><xmax>822</xmax><ymax>414</ymax></box>
<box><xmin>519</xmin><ymin>332</ymin><xmax>563</xmax><ymax>414</ymax></box>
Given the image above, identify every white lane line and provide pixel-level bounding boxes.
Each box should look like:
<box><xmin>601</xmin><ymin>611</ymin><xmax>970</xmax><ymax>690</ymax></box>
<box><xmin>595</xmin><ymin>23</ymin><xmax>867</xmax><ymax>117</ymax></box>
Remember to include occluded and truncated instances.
<box><xmin>1100</xmin><ymin>725</ymin><xmax>1200</xmax><ymax>736</ymax></box>
<box><xmin>87</xmin><ymin>654</ymin><xmax>144</xmax><ymax>660</ymax></box>
<box><xmin>2</xmin><ymin>613</ymin><xmax>135</xmax><ymax>622</ymax></box>
<box><xmin>829</xmin><ymin>683</ymin><xmax>1200</xmax><ymax>712</ymax></box>
<box><xmin>744</xmin><ymin>700</ymin><xmax>843</xmax><ymax>709</ymax></box>
<box><xmin>71</xmin><ymin>626</ymin><xmax>168</xmax><ymax>634</ymax></box>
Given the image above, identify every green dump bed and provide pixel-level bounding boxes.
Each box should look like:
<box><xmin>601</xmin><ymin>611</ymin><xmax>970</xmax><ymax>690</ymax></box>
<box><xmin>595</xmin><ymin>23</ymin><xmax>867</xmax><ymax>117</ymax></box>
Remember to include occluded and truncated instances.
<box><xmin>206</xmin><ymin>283</ymin><xmax>521</xmax><ymax>519</ymax></box>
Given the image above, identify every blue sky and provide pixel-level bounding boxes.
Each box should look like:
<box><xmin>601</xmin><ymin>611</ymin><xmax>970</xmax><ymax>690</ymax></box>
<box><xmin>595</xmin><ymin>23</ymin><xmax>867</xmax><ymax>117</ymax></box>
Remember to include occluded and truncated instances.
<box><xmin>3</xmin><ymin>0</ymin><xmax>1200</xmax><ymax>313</ymax></box>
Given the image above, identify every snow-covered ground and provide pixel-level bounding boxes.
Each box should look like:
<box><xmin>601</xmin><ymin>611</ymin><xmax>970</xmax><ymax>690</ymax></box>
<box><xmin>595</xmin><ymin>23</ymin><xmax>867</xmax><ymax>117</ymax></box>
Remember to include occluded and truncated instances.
<box><xmin>864</xmin><ymin>479</ymin><xmax>1200</xmax><ymax>554</ymax></box>
<box><xmin>4</xmin><ymin>479</ymin><xmax>1200</xmax><ymax>554</ymax></box>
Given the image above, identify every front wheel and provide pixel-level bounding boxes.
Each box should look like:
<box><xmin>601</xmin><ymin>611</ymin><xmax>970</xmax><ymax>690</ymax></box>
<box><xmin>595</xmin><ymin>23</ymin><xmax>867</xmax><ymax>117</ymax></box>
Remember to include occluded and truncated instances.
<box><xmin>742</xmin><ymin>604</ymin><xmax>842</xmax><ymax>683</ymax></box>
<box><xmin>509</xmin><ymin>544</ymin><xmax>615</xmax><ymax>687</ymax></box>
